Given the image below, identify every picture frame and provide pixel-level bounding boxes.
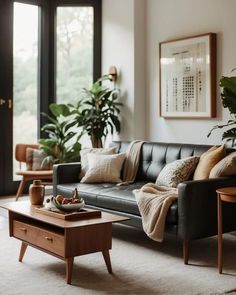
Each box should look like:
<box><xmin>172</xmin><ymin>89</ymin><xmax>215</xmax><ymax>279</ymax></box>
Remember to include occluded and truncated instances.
<box><xmin>159</xmin><ymin>33</ymin><xmax>216</xmax><ymax>118</ymax></box>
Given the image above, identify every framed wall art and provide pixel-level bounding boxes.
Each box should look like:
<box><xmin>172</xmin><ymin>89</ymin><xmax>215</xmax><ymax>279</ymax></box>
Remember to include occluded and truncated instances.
<box><xmin>159</xmin><ymin>33</ymin><xmax>216</xmax><ymax>118</ymax></box>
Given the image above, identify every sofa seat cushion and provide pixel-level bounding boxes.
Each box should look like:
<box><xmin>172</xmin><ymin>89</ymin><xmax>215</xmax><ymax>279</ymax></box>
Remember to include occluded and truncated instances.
<box><xmin>56</xmin><ymin>182</ymin><xmax>178</xmax><ymax>224</ymax></box>
<box><xmin>95</xmin><ymin>182</ymin><xmax>146</xmax><ymax>215</ymax></box>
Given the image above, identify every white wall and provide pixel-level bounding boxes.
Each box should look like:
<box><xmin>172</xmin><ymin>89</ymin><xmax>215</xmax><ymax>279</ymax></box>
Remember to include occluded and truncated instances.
<box><xmin>103</xmin><ymin>0</ymin><xmax>236</xmax><ymax>145</ymax></box>
<box><xmin>102</xmin><ymin>0</ymin><xmax>146</xmax><ymax>142</ymax></box>
<box><xmin>146</xmin><ymin>0</ymin><xmax>236</xmax><ymax>145</ymax></box>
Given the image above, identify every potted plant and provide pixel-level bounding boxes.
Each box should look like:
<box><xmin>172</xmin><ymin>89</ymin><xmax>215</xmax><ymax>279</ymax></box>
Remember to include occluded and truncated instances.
<box><xmin>208</xmin><ymin>72</ymin><xmax>236</xmax><ymax>146</ymax></box>
<box><xmin>70</xmin><ymin>75</ymin><xmax>122</xmax><ymax>148</ymax></box>
<box><xmin>39</xmin><ymin>103</ymin><xmax>83</xmax><ymax>164</ymax></box>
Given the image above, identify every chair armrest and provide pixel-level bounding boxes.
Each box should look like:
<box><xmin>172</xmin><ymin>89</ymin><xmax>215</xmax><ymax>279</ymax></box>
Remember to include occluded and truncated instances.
<box><xmin>177</xmin><ymin>176</ymin><xmax>236</xmax><ymax>240</ymax></box>
<box><xmin>53</xmin><ymin>162</ymin><xmax>81</xmax><ymax>194</ymax></box>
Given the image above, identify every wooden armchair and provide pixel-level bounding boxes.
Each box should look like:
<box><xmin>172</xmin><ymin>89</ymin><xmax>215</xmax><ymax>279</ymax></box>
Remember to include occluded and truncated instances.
<box><xmin>15</xmin><ymin>144</ymin><xmax>53</xmax><ymax>201</ymax></box>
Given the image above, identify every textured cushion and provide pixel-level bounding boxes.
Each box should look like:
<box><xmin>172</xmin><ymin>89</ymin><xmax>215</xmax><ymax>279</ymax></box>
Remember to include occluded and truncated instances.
<box><xmin>79</xmin><ymin>146</ymin><xmax>117</xmax><ymax>178</ymax></box>
<box><xmin>155</xmin><ymin>156</ymin><xmax>199</xmax><ymax>188</ymax></box>
<box><xmin>81</xmin><ymin>153</ymin><xmax>126</xmax><ymax>183</ymax></box>
<box><xmin>131</xmin><ymin>142</ymin><xmax>212</xmax><ymax>182</ymax></box>
<box><xmin>193</xmin><ymin>145</ymin><xmax>226</xmax><ymax>180</ymax></box>
<box><xmin>209</xmin><ymin>151</ymin><xmax>236</xmax><ymax>178</ymax></box>
<box><xmin>26</xmin><ymin>148</ymin><xmax>51</xmax><ymax>171</ymax></box>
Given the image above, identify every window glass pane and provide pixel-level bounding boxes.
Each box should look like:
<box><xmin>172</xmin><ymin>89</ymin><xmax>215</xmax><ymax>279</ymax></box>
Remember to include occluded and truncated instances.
<box><xmin>56</xmin><ymin>7</ymin><xmax>94</xmax><ymax>104</ymax></box>
<box><xmin>13</xmin><ymin>2</ymin><xmax>39</xmax><ymax>180</ymax></box>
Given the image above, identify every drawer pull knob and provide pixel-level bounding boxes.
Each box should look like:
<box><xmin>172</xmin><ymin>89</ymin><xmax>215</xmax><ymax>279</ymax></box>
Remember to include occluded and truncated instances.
<box><xmin>19</xmin><ymin>228</ymin><xmax>27</xmax><ymax>232</ymax></box>
<box><xmin>45</xmin><ymin>237</ymin><xmax>53</xmax><ymax>242</ymax></box>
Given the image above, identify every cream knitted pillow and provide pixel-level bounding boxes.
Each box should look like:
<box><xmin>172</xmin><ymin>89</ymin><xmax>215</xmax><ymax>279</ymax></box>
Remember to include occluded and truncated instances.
<box><xmin>210</xmin><ymin>151</ymin><xmax>236</xmax><ymax>178</ymax></box>
<box><xmin>79</xmin><ymin>146</ymin><xmax>117</xmax><ymax>178</ymax></box>
<box><xmin>80</xmin><ymin>153</ymin><xmax>126</xmax><ymax>183</ymax></box>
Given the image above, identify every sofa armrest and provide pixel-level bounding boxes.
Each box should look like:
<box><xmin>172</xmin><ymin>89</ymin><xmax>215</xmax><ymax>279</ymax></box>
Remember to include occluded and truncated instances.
<box><xmin>177</xmin><ymin>177</ymin><xmax>236</xmax><ymax>240</ymax></box>
<box><xmin>53</xmin><ymin>162</ymin><xmax>81</xmax><ymax>196</ymax></box>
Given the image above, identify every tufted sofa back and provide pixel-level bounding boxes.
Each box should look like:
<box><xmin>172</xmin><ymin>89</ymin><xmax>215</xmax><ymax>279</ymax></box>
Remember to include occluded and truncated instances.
<box><xmin>112</xmin><ymin>141</ymin><xmax>215</xmax><ymax>182</ymax></box>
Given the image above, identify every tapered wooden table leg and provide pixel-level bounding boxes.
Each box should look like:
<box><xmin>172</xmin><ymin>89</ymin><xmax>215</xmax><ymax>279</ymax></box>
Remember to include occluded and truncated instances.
<box><xmin>217</xmin><ymin>193</ymin><xmax>223</xmax><ymax>274</ymax></box>
<box><xmin>66</xmin><ymin>257</ymin><xmax>74</xmax><ymax>284</ymax></box>
<box><xmin>102</xmin><ymin>250</ymin><xmax>112</xmax><ymax>274</ymax></box>
<box><xmin>19</xmin><ymin>242</ymin><xmax>28</xmax><ymax>262</ymax></box>
<box><xmin>216</xmin><ymin>188</ymin><xmax>236</xmax><ymax>274</ymax></box>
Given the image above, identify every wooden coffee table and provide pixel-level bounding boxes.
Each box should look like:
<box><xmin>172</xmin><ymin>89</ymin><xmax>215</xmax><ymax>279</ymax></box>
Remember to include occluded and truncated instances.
<box><xmin>0</xmin><ymin>201</ymin><xmax>129</xmax><ymax>284</ymax></box>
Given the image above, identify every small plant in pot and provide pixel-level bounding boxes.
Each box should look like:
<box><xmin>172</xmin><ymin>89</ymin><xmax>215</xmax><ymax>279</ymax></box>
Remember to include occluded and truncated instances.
<box><xmin>208</xmin><ymin>70</ymin><xmax>236</xmax><ymax>146</ymax></box>
<box><xmin>70</xmin><ymin>75</ymin><xmax>123</xmax><ymax>148</ymax></box>
<box><xmin>39</xmin><ymin>103</ymin><xmax>83</xmax><ymax>165</ymax></box>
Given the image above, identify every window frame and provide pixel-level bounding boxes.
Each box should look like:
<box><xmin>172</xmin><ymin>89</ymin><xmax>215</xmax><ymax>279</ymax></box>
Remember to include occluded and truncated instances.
<box><xmin>39</xmin><ymin>0</ymin><xmax>101</xmax><ymax>136</ymax></box>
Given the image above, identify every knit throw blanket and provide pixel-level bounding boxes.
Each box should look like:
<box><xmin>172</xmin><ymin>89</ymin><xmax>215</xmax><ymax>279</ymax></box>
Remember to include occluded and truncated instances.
<box><xmin>117</xmin><ymin>140</ymin><xmax>145</xmax><ymax>186</ymax></box>
<box><xmin>133</xmin><ymin>183</ymin><xmax>178</xmax><ymax>242</ymax></box>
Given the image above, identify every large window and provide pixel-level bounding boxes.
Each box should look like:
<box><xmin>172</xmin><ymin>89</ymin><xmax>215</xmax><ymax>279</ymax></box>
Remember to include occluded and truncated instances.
<box><xmin>13</xmin><ymin>2</ymin><xmax>39</xmax><ymax>179</ymax></box>
<box><xmin>56</xmin><ymin>6</ymin><xmax>94</xmax><ymax>104</ymax></box>
<box><xmin>0</xmin><ymin>0</ymin><xmax>101</xmax><ymax>194</ymax></box>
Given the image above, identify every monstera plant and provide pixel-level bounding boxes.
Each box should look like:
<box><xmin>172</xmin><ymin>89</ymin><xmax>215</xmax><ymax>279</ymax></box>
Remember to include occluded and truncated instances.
<box><xmin>39</xmin><ymin>103</ymin><xmax>82</xmax><ymax>164</ymax></box>
<box><xmin>208</xmin><ymin>72</ymin><xmax>236</xmax><ymax>146</ymax></box>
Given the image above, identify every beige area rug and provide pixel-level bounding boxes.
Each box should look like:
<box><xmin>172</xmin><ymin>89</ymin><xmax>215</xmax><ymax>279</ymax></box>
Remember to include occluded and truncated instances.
<box><xmin>1</xmin><ymin>214</ymin><xmax>236</xmax><ymax>295</ymax></box>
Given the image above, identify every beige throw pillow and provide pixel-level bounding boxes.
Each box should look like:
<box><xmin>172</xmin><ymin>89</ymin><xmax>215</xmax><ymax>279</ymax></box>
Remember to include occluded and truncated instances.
<box><xmin>155</xmin><ymin>156</ymin><xmax>199</xmax><ymax>188</ymax></box>
<box><xmin>193</xmin><ymin>145</ymin><xmax>226</xmax><ymax>180</ymax></box>
<box><xmin>209</xmin><ymin>151</ymin><xmax>236</xmax><ymax>178</ymax></box>
<box><xmin>26</xmin><ymin>148</ymin><xmax>51</xmax><ymax>171</ymax></box>
<box><xmin>80</xmin><ymin>153</ymin><xmax>126</xmax><ymax>183</ymax></box>
<box><xmin>79</xmin><ymin>146</ymin><xmax>117</xmax><ymax>178</ymax></box>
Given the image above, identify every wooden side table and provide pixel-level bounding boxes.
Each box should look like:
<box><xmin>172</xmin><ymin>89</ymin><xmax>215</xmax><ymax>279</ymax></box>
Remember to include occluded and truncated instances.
<box><xmin>216</xmin><ymin>187</ymin><xmax>236</xmax><ymax>274</ymax></box>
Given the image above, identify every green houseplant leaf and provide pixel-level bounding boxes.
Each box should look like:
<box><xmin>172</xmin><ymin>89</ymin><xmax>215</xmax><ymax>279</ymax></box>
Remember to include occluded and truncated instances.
<box><xmin>39</xmin><ymin>104</ymin><xmax>83</xmax><ymax>164</ymax></box>
<box><xmin>208</xmin><ymin>72</ymin><xmax>236</xmax><ymax>146</ymax></box>
<box><xmin>69</xmin><ymin>75</ymin><xmax>123</xmax><ymax>148</ymax></box>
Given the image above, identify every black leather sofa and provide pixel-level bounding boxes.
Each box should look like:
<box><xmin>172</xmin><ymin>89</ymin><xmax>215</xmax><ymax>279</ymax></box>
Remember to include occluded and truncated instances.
<box><xmin>53</xmin><ymin>141</ymin><xmax>236</xmax><ymax>264</ymax></box>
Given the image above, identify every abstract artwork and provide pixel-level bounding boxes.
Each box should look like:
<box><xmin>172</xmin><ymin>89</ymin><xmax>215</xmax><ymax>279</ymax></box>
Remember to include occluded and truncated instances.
<box><xmin>159</xmin><ymin>33</ymin><xmax>216</xmax><ymax>118</ymax></box>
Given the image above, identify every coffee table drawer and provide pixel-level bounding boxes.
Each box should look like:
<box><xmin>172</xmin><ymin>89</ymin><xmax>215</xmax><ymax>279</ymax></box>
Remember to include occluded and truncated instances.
<box><xmin>13</xmin><ymin>220</ymin><xmax>64</xmax><ymax>257</ymax></box>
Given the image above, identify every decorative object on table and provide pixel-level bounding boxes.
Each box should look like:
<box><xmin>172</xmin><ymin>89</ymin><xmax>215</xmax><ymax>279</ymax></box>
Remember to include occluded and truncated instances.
<box><xmin>208</xmin><ymin>71</ymin><xmax>236</xmax><ymax>146</ymax></box>
<box><xmin>39</xmin><ymin>103</ymin><xmax>83</xmax><ymax>165</ymax></box>
<box><xmin>29</xmin><ymin>180</ymin><xmax>45</xmax><ymax>205</ymax></box>
<box><xmin>70</xmin><ymin>74</ymin><xmax>122</xmax><ymax>148</ymax></box>
<box><xmin>44</xmin><ymin>196</ymin><xmax>57</xmax><ymax>210</ymax></box>
<box><xmin>159</xmin><ymin>33</ymin><xmax>216</xmax><ymax>118</ymax></box>
<box><xmin>52</xmin><ymin>189</ymin><xmax>85</xmax><ymax>212</ymax></box>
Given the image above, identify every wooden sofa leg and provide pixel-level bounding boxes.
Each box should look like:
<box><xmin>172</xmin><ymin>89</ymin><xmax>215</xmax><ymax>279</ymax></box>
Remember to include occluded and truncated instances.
<box><xmin>16</xmin><ymin>178</ymin><xmax>27</xmax><ymax>201</ymax></box>
<box><xmin>183</xmin><ymin>240</ymin><xmax>190</xmax><ymax>265</ymax></box>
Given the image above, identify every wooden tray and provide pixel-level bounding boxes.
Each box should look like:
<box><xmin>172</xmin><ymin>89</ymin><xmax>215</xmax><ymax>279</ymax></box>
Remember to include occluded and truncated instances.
<box><xmin>35</xmin><ymin>206</ymin><xmax>101</xmax><ymax>220</ymax></box>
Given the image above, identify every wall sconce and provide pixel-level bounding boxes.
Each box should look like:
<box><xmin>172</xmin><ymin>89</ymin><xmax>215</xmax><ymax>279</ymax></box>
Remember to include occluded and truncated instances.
<box><xmin>108</xmin><ymin>65</ymin><xmax>118</xmax><ymax>82</ymax></box>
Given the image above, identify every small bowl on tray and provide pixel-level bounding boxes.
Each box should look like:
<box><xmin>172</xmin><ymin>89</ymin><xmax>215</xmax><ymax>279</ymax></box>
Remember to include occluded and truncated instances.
<box><xmin>52</xmin><ymin>196</ymin><xmax>85</xmax><ymax>212</ymax></box>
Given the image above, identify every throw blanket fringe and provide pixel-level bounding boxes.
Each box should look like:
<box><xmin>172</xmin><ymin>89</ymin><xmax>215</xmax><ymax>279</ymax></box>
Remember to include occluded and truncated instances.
<box><xmin>134</xmin><ymin>183</ymin><xmax>178</xmax><ymax>242</ymax></box>
<box><xmin>117</xmin><ymin>140</ymin><xmax>145</xmax><ymax>186</ymax></box>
